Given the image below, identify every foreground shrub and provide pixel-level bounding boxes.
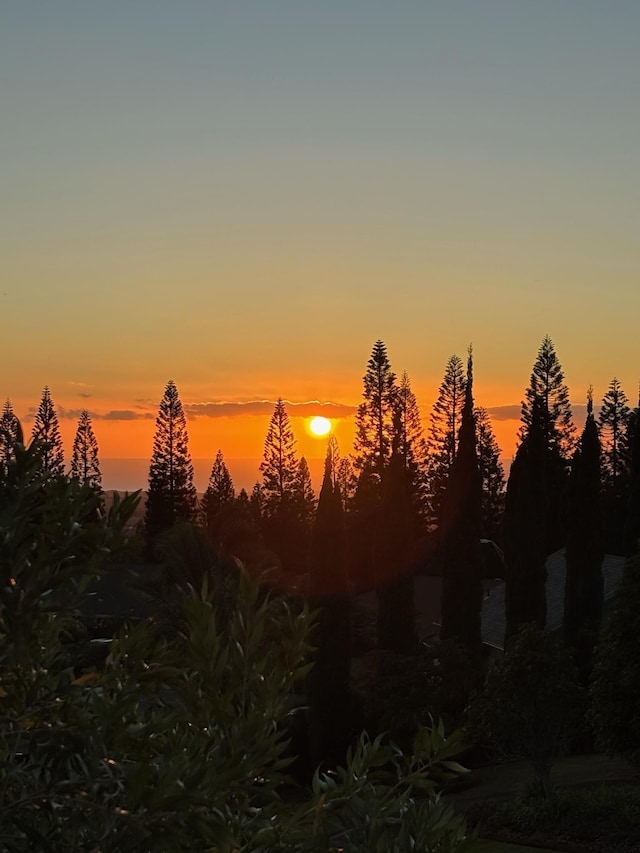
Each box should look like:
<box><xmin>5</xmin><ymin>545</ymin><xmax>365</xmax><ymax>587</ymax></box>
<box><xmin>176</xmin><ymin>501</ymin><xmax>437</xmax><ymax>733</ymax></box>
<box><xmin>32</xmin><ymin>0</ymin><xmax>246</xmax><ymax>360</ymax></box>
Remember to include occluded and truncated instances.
<box><xmin>0</xmin><ymin>439</ymin><xmax>473</xmax><ymax>851</ymax></box>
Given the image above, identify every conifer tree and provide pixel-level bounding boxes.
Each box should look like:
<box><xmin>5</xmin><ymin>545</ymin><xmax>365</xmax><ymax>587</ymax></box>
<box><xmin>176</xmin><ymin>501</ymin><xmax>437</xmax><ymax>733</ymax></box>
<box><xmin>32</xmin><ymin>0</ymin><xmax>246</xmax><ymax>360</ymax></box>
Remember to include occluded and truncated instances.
<box><xmin>623</xmin><ymin>393</ymin><xmax>640</xmax><ymax>557</ymax></box>
<box><xmin>504</xmin><ymin>396</ymin><xmax>548</xmax><ymax>643</ymax></box>
<box><xmin>598</xmin><ymin>378</ymin><xmax>632</xmax><ymax>552</ymax></box>
<box><xmin>31</xmin><ymin>387</ymin><xmax>65</xmax><ymax>477</ymax></box>
<box><xmin>307</xmin><ymin>448</ymin><xmax>352</xmax><ymax>767</ymax></box>
<box><xmin>353</xmin><ymin>340</ymin><xmax>397</xmax><ymax>482</ymax></box>
<box><xmin>260</xmin><ymin>398</ymin><xmax>298</xmax><ymax>512</ymax></box>
<box><xmin>426</xmin><ymin>354</ymin><xmax>466</xmax><ymax>530</ymax></box>
<box><xmin>395</xmin><ymin>371</ymin><xmax>429</xmax><ymax>524</ymax></box>
<box><xmin>295</xmin><ymin>456</ymin><xmax>316</xmax><ymax>526</ymax></box>
<box><xmin>563</xmin><ymin>391</ymin><xmax>604</xmax><ymax>681</ymax></box>
<box><xmin>145</xmin><ymin>380</ymin><xmax>197</xmax><ymax>538</ymax></box>
<box><xmin>519</xmin><ymin>335</ymin><xmax>575</xmax><ymax>551</ymax></box>
<box><xmin>249</xmin><ymin>482</ymin><xmax>264</xmax><ymax>527</ymax></box>
<box><xmin>520</xmin><ymin>334</ymin><xmax>576</xmax><ymax>459</ymax></box>
<box><xmin>375</xmin><ymin>408</ymin><xmax>418</xmax><ymax>653</ymax></box>
<box><xmin>0</xmin><ymin>399</ymin><xmax>21</xmax><ymax>470</ymax></box>
<box><xmin>475</xmin><ymin>407</ymin><xmax>506</xmax><ymax>541</ymax></box>
<box><xmin>70</xmin><ymin>409</ymin><xmax>102</xmax><ymax>489</ymax></box>
<box><xmin>439</xmin><ymin>349</ymin><xmax>483</xmax><ymax>661</ymax></box>
<box><xmin>201</xmin><ymin>449</ymin><xmax>235</xmax><ymax>535</ymax></box>
<box><xmin>326</xmin><ymin>435</ymin><xmax>340</xmax><ymax>486</ymax></box>
<box><xmin>336</xmin><ymin>456</ymin><xmax>357</xmax><ymax>510</ymax></box>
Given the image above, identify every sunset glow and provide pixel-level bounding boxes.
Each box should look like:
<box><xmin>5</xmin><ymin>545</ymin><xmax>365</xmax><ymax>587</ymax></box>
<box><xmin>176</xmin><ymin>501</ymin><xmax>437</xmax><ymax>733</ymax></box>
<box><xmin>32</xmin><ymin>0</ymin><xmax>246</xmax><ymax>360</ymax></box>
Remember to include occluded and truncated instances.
<box><xmin>308</xmin><ymin>416</ymin><xmax>332</xmax><ymax>438</ymax></box>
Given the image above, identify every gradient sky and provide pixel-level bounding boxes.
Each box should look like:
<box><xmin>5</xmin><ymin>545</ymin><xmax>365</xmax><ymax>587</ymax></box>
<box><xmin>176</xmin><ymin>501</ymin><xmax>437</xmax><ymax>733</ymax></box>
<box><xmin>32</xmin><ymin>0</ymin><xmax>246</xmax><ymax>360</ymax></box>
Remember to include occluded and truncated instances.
<box><xmin>2</xmin><ymin>2</ymin><xmax>639</xmax><ymax>491</ymax></box>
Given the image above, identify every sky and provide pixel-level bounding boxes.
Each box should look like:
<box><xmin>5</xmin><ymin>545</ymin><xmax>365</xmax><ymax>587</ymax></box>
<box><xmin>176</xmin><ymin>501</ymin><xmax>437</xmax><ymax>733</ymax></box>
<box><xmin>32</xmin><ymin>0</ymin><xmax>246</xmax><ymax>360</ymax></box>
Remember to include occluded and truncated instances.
<box><xmin>2</xmin><ymin>2</ymin><xmax>639</xmax><ymax>492</ymax></box>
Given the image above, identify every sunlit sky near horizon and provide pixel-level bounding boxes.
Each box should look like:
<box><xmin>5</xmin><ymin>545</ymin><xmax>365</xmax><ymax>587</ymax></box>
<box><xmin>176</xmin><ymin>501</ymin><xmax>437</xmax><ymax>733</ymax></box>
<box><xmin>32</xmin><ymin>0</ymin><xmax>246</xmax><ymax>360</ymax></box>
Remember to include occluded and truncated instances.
<box><xmin>2</xmin><ymin>2</ymin><xmax>639</xmax><ymax>491</ymax></box>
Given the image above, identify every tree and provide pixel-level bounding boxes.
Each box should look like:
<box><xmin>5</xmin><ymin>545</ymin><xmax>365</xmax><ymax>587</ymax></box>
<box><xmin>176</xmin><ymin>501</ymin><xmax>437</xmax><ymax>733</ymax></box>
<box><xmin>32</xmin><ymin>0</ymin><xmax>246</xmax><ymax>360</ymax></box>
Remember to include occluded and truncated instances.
<box><xmin>590</xmin><ymin>551</ymin><xmax>640</xmax><ymax>767</ymax></box>
<box><xmin>395</xmin><ymin>371</ymin><xmax>429</xmax><ymax>525</ymax></box>
<box><xmin>519</xmin><ymin>335</ymin><xmax>575</xmax><ymax>551</ymax></box>
<box><xmin>375</xmin><ymin>408</ymin><xmax>418</xmax><ymax>654</ymax></box>
<box><xmin>474</xmin><ymin>407</ymin><xmax>505</xmax><ymax>542</ymax></box>
<box><xmin>467</xmin><ymin>624</ymin><xmax>585</xmax><ymax>802</ymax></box>
<box><xmin>599</xmin><ymin>378</ymin><xmax>632</xmax><ymax>552</ymax></box>
<box><xmin>336</xmin><ymin>455</ymin><xmax>357</xmax><ymax>511</ymax></box>
<box><xmin>307</xmin><ymin>449</ymin><xmax>353</xmax><ymax>767</ymax></box>
<box><xmin>70</xmin><ymin>409</ymin><xmax>102</xmax><ymax>490</ymax></box>
<box><xmin>31</xmin><ymin>386</ymin><xmax>64</xmax><ymax>477</ymax></box>
<box><xmin>294</xmin><ymin>456</ymin><xmax>316</xmax><ymax>527</ymax></box>
<box><xmin>145</xmin><ymin>380</ymin><xmax>197</xmax><ymax>538</ymax></box>
<box><xmin>563</xmin><ymin>391</ymin><xmax>604</xmax><ymax>681</ymax></box>
<box><xmin>426</xmin><ymin>354</ymin><xmax>466</xmax><ymax>531</ymax></box>
<box><xmin>503</xmin><ymin>396</ymin><xmax>548</xmax><ymax>643</ymax></box>
<box><xmin>439</xmin><ymin>349</ymin><xmax>483</xmax><ymax>662</ymax></box>
<box><xmin>201</xmin><ymin>449</ymin><xmax>235</xmax><ymax>534</ymax></box>
<box><xmin>623</xmin><ymin>394</ymin><xmax>640</xmax><ymax>557</ymax></box>
<box><xmin>353</xmin><ymin>340</ymin><xmax>397</xmax><ymax>482</ymax></box>
<box><xmin>260</xmin><ymin>398</ymin><xmax>298</xmax><ymax>512</ymax></box>
<box><xmin>0</xmin><ymin>399</ymin><xmax>21</xmax><ymax>472</ymax></box>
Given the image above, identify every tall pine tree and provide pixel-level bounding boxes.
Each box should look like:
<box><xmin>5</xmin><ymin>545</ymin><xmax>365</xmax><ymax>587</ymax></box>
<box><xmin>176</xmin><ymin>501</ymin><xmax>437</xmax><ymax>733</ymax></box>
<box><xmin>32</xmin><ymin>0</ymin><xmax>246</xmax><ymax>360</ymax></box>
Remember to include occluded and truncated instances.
<box><xmin>426</xmin><ymin>354</ymin><xmax>466</xmax><ymax>531</ymax></box>
<box><xmin>145</xmin><ymin>380</ymin><xmax>197</xmax><ymax>538</ymax></box>
<box><xmin>563</xmin><ymin>390</ymin><xmax>604</xmax><ymax>681</ymax></box>
<box><xmin>31</xmin><ymin>387</ymin><xmax>65</xmax><ymax>477</ymax></box>
<box><xmin>599</xmin><ymin>378</ymin><xmax>631</xmax><ymax>552</ymax></box>
<box><xmin>0</xmin><ymin>399</ymin><xmax>21</xmax><ymax>471</ymax></box>
<box><xmin>201</xmin><ymin>449</ymin><xmax>235</xmax><ymax>537</ymax></box>
<box><xmin>395</xmin><ymin>371</ymin><xmax>429</xmax><ymax>525</ymax></box>
<box><xmin>439</xmin><ymin>349</ymin><xmax>483</xmax><ymax>661</ymax></box>
<box><xmin>519</xmin><ymin>335</ymin><xmax>575</xmax><ymax>551</ymax></box>
<box><xmin>353</xmin><ymin>340</ymin><xmax>397</xmax><ymax>482</ymax></box>
<box><xmin>70</xmin><ymin>409</ymin><xmax>102</xmax><ymax>489</ymax></box>
<box><xmin>504</xmin><ymin>396</ymin><xmax>548</xmax><ymax>643</ymax></box>
<box><xmin>475</xmin><ymin>407</ymin><xmax>506</xmax><ymax>542</ymax></box>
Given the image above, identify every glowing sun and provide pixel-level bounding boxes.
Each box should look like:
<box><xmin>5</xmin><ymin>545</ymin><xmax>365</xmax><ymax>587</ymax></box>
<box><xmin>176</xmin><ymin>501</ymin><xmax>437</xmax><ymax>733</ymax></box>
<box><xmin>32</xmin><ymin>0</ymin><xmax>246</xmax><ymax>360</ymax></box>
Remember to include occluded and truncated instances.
<box><xmin>309</xmin><ymin>416</ymin><xmax>332</xmax><ymax>437</ymax></box>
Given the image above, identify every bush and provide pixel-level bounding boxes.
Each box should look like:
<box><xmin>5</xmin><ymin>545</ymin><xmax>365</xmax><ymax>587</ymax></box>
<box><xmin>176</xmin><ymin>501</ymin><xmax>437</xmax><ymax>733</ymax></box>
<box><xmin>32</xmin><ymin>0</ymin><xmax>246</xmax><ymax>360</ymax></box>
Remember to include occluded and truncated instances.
<box><xmin>0</xmin><ymin>439</ymin><xmax>474</xmax><ymax>851</ymax></box>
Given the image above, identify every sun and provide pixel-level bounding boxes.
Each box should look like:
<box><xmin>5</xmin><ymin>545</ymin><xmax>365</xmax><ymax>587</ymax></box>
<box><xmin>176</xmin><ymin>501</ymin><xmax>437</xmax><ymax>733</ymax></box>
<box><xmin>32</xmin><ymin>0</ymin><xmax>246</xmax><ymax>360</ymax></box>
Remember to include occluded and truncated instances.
<box><xmin>309</xmin><ymin>416</ymin><xmax>332</xmax><ymax>437</ymax></box>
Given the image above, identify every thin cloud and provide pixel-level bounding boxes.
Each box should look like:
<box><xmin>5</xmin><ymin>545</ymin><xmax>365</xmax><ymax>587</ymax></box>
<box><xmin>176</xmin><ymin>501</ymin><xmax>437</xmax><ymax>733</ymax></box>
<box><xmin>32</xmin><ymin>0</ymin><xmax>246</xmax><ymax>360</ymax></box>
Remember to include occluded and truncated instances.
<box><xmin>184</xmin><ymin>399</ymin><xmax>357</xmax><ymax>419</ymax></box>
<box><xmin>484</xmin><ymin>405</ymin><xmax>522</xmax><ymax>421</ymax></box>
<box><xmin>57</xmin><ymin>407</ymin><xmax>155</xmax><ymax>421</ymax></box>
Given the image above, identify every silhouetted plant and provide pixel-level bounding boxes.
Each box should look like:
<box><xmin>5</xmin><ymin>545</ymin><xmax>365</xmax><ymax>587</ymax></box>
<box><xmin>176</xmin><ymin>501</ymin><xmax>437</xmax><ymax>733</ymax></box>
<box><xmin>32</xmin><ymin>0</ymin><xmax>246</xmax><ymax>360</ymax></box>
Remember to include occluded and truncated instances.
<box><xmin>353</xmin><ymin>339</ymin><xmax>397</xmax><ymax>484</ymax></box>
<box><xmin>70</xmin><ymin>408</ymin><xmax>102</xmax><ymax>490</ymax></box>
<box><xmin>474</xmin><ymin>406</ymin><xmax>506</xmax><ymax>541</ymax></box>
<box><xmin>31</xmin><ymin>385</ymin><xmax>65</xmax><ymax>477</ymax></box>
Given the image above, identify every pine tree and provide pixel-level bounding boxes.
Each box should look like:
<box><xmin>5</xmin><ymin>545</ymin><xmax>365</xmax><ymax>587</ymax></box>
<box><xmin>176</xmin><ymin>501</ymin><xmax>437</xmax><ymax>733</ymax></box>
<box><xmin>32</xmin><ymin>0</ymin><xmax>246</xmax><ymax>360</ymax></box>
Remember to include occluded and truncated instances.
<box><xmin>520</xmin><ymin>335</ymin><xmax>576</xmax><ymax>459</ymax></box>
<box><xmin>145</xmin><ymin>380</ymin><xmax>197</xmax><ymax>538</ymax></box>
<box><xmin>623</xmin><ymin>393</ymin><xmax>640</xmax><ymax>558</ymax></box>
<box><xmin>426</xmin><ymin>354</ymin><xmax>466</xmax><ymax>531</ymax></box>
<box><xmin>563</xmin><ymin>391</ymin><xmax>604</xmax><ymax>682</ymax></box>
<box><xmin>375</xmin><ymin>407</ymin><xmax>418</xmax><ymax>653</ymax></box>
<box><xmin>519</xmin><ymin>335</ymin><xmax>575</xmax><ymax>551</ymax></box>
<box><xmin>475</xmin><ymin>407</ymin><xmax>506</xmax><ymax>542</ymax></box>
<box><xmin>504</xmin><ymin>396</ymin><xmax>548</xmax><ymax>643</ymax></box>
<box><xmin>598</xmin><ymin>378</ymin><xmax>632</xmax><ymax>552</ymax></box>
<box><xmin>31</xmin><ymin>387</ymin><xmax>65</xmax><ymax>477</ymax></box>
<box><xmin>336</xmin><ymin>456</ymin><xmax>357</xmax><ymax>511</ymax></box>
<box><xmin>395</xmin><ymin>371</ymin><xmax>429</xmax><ymax>524</ymax></box>
<box><xmin>249</xmin><ymin>482</ymin><xmax>264</xmax><ymax>527</ymax></box>
<box><xmin>201</xmin><ymin>449</ymin><xmax>235</xmax><ymax>535</ymax></box>
<box><xmin>260</xmin><ymin>398</ymin><xmax>298</xmax><ymax>513</ymax></box>
<box><xmin>70</xmin><ymin>410</ymin><xmax>102</xmax><ymax>489</ymax></box>
<box><xmin>0</xmin><ymin>399</ymin><xmax>21</xmax><ymax>471</ymax></box>
<box><xmin>307</xmin><ymin>448</ymin><xmax>352</xmax><ymax>768</ymax></box>
<box><xmin>295</xmin><ymin>456</ymin><xmax>316</xmax><ymax>526</ymax></box>
<box><xmin>439</xmin><ymin>349</ymin><xmax>483</xmax><ymax>661</ymax></box>
<box><xmin>353</xmin><ymin>340</ymin><xmax>397</xmax><ymax>482</ymax></box>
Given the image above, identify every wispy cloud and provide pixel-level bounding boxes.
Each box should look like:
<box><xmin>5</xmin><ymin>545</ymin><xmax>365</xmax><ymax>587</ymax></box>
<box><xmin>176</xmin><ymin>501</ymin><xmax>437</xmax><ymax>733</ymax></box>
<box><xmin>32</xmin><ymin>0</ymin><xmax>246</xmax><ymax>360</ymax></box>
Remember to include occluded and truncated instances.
<box><xmin>183</xmin><ymin>400</ymin><xmax>357</xmax><ymax>419</ymax></box>
<box><xmin>56</xmin><ymin>407</ymin><xmax>155</xmax><ymax>422</ymax></box>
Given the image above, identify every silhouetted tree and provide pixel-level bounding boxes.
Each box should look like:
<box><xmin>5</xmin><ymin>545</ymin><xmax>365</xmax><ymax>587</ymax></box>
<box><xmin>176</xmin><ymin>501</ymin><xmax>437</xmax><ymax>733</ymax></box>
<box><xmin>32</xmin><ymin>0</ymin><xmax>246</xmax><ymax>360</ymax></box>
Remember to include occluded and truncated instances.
<box><xmin>307</xmin><ymin>449</ymin><xmax>352</xmax><ymax>768</ymax></box>
<box><xmin>623</xmin><ymin>393</ymin><xmax>640</xmax><ymax>557</ymax></box>
<box><xmin>376</xmin><ymin>408</ymin><xmax>418</xmax><ymax>653</ymax></box>
<box><xmin>599</xmin><ymin>378</ymin><xmax>632</xmax><ymax>553</ymax></box>
<box><xmin>395</xmin><ymin>371</ymin><xmax>429</xmax><ymax>526</ymax></box>
<box><xmin>519</xmin><ymin>335</ymin><xmax>575</xmax><ymax>551</ymax></box>
<box><xmin>0</xmin><ymin>399</ymin><xmax>21</xmax><ymax>471</ymax></box>
<box><xmin>336</xmin><ymin>456</ymin><xmax>357</xmax><ymax>511</ymax></box>
<box><xmin>31</xmin><ymin>386</ymin><xmax>64</xmax><ymax>477</ymax></box>
<box><xmin>426</xmin><ymin>354</ymin><xmax>466</xmax><ymax>531</ymax></box>
<box><xmin>563</xmin><ymin>391</ymin><xmax>604</xmax><ymax>681</ymax></box>
<box><xmin>590</xmin><ymin>550</ymin><xmax>640</xmax><ymax>766</ymax></box>
<box><xmin>475</xmin><ymin>407</ymin><xmax>505</xmax><ymax>542</ymax></box>
<box><xmin>249</xmin><ymin>482</ymin><xmax>264</xmax><ymax>527</ymax></box>
<box><xmin>201</xmin><ymin>449</ymin><xmax>235</xmax><ymax>540</ymax></box>
<box><xmin>503</xmin><ymin>396</ymin><xmax>548</xmax><ymax>643</ymax></box>
<box><xmin>145</xmin><ymin>380</ymin><xmax>197</xmax><ymax>538</ymax></box>
<box><xmin>348</xmin><ymin>464</ymin><xmax>379</xmax><ymax>592</ymax></box>
<box><xmin>439</xmin><ymin>349</ymin><xmax>483</xmax><ymax>661</ymax></box>
<box><xmin>70</xmin><ymin>409</ymin><xmax>102</xmax><ymax>490</ymax></box>
<box><xmin>295</xmin><ymin>456</ymin><xmax>316</xmax><ymax>526</ymax></box>
<box><xmin>353</xmin><ymin>340</ymin><xmax>397</xmax><ymax>482</ymax></box>
<box><xmin>260</xmin><ymin>399</ymin><xmax>303</xmax><ymax>574</ymax></box>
